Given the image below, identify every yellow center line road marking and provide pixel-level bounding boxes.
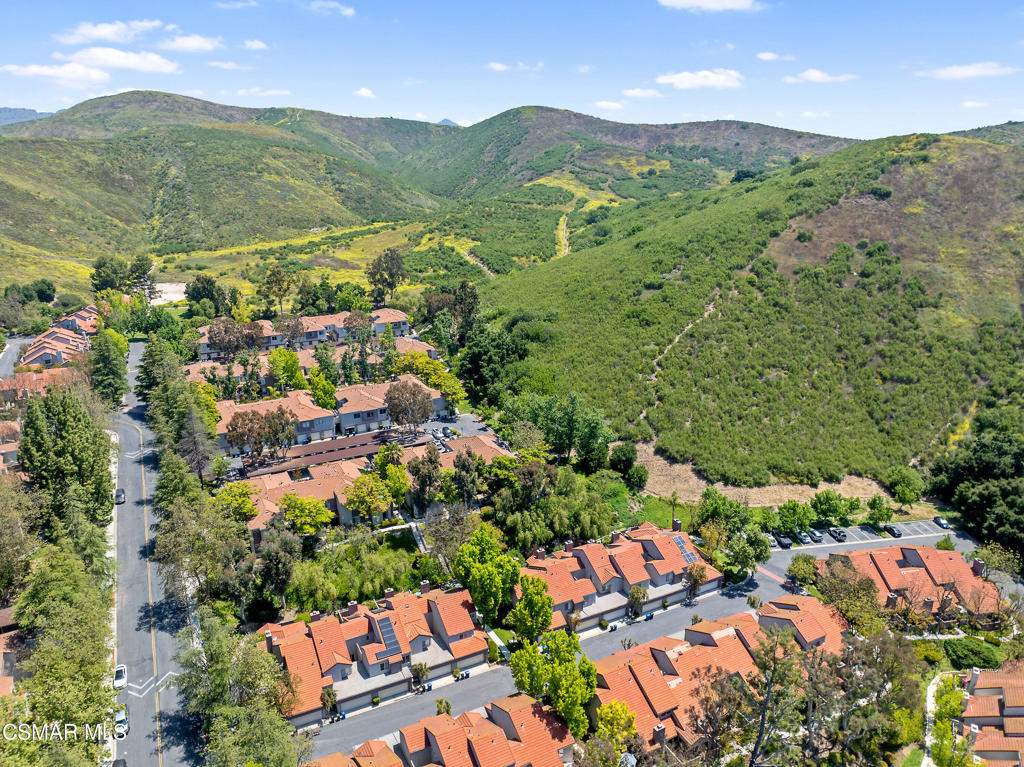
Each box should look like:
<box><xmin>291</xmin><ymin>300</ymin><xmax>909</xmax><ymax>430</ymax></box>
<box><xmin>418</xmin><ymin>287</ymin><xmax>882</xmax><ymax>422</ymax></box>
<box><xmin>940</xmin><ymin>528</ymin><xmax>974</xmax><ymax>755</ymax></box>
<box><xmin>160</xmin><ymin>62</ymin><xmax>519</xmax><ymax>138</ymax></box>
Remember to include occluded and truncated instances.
<box><xmin>129</xmin><ymin>420</ymin><xmax>164</xmax><ymax>767</ymax></box>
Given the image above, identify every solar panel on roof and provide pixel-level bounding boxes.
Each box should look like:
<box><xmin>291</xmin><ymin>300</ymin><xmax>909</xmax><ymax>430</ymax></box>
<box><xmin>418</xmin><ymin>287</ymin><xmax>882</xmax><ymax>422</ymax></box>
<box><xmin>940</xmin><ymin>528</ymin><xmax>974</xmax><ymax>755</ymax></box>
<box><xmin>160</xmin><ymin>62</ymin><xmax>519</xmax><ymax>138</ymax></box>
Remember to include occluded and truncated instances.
<box><xmin>683</xmin><ymin>550</ymin><xmax>698</xmax><ymax>565</ymax></box>
<box><xmin>672</xmin><ymin>535</ymin><xmax>687</xmax><ymax>553</ymax></box>
<box><xmin>375</xmin><ymin>617</ymin><xmax>402</xmax><ymax>660</ymax></box>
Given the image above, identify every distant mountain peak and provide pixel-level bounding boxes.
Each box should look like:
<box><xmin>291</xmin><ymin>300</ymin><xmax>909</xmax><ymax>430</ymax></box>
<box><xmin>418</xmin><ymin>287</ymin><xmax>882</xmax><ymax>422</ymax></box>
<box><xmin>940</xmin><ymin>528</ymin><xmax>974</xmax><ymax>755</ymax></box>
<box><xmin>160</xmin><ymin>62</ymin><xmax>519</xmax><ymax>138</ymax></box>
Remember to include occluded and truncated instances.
<box><xmin>0</xmin><ymin>107</ymin><xmax>53</xmax><ymax>127</ymax></box>
<box><xmin>436</xmin><ymin>118</ymin><xmax>459</xmax><ymax>127</ymax></box>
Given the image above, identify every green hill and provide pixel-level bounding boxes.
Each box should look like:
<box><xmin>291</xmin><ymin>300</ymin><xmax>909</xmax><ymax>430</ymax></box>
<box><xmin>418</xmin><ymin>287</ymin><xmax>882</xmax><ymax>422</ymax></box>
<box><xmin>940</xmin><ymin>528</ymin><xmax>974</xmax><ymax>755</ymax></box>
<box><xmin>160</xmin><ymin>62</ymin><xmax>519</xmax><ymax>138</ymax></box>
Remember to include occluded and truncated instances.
<box><xmin>952</xmin><ymin>120</ymin><xmax>1024</xmax><ymax>147</ymax></box>
<box><xmin>391</xmin><ymin>105</ymin><xmax>857</xmax><ymax>199</ymax></box>
<box><xmin>482</xmin><ymin>134</ymin><xmax>1024</xmax><ymax>486</ymax></box>
<box><xmin>0</xmin><ymin>124</ymin><xmax>438</xmax><ymax>289</ymax></box>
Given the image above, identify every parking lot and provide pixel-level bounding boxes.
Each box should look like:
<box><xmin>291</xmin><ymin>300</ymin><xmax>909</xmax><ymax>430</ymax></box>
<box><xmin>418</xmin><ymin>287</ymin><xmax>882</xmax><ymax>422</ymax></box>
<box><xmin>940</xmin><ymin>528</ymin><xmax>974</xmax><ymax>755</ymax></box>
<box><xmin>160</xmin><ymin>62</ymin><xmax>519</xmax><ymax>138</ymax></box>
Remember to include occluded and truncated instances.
<box><xmin>769</xmin><ymin>518</ymin><xmax>949</xmax><ymax>550</ymax></box>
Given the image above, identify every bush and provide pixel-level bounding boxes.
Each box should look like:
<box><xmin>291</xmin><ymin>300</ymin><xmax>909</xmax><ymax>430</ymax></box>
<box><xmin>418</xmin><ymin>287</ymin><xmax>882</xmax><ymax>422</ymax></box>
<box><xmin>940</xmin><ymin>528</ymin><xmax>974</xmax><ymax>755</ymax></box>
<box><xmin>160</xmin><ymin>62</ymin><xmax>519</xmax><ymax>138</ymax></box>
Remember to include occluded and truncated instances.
<box><xmin>943</xmin><ymin>637</ymin><xmax>1001</xmax><ymax>669</ymax></box>
<box><xmin>796</xmin><ymin>229</ymin><xmax>814</xmax><ymax>243</ymax></box>
<box><xmin>371</xmin><ymin>695</ymin><xmax>381</xmax><ymax>706</ymax></box>
<box><xmin>609</xmin><ymin>442</ymin><xmax>638</xmax><ymax>475</ymax></box>
<box><xmin>914</xmin><ymin>640</ymin><xmax>944</xmax><ymax>665</ymax></box>
<box><xmin>856</xmin><ymin>238</ymin><xmax>869</xmax><ymax>250</ymax></box>
<box><xmin>599</xmin><ymin>618</ymin><xmax>609</xmax><ymax>630</ymax></box>
<box><xmin>452</xmin><ymin>668</ymin><xmax>461</xmax><ymax>679</ymax></box>
<box><xmin>295</xmin><ymin>612</ymin><xmax>311</xmax><ymax>624</ymax></box>
<box><xmin>625</xmin><ymin>464</ymin><xmax>648</xmax><ymax>490</ymax></box>
<box><xmin>936</xmin><ymin>534</ymin><xmax>955</xmax><ymax>551</ymax></box>
<box><xmin>787</xmin><ymin>553</ymin><xmax>818</xmax><ymax>585</ymax></box>
<box><xmin>377</xmin><ymin>517</ymin><xmax>403</xmax><ymax>529</ymax></box>
<box><xmin>487</xmin><ymin>638</ymin><xmax>500</xmax><ymax>663</ymax></box>
<box><xmin>984</xmin><ymin>633</ymin><xmax>1002</xmax><ymax>647</ymax></box>
<box><xmin>661</xmin><ymin>599</ymin><xmax>669</xmax><ymax>610</ymax></box>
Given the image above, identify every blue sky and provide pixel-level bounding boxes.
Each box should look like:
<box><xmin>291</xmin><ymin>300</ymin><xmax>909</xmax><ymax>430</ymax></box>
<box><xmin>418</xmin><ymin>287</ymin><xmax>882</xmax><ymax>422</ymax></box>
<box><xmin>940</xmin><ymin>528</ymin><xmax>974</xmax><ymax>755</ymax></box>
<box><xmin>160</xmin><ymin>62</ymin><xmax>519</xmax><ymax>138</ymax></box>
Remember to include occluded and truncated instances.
<box><xmin>1</xmin><ymin>0</ymin><xmax>1022</xmax><ymax>138</ymax></box>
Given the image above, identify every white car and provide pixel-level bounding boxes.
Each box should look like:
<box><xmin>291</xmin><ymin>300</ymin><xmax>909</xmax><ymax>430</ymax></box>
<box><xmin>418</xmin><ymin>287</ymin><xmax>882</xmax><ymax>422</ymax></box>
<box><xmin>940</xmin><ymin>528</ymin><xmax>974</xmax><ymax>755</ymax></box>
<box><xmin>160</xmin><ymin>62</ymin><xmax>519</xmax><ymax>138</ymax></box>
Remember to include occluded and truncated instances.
<box><xmin>112</xmin><ymin>664</ymin><xmax>127</xmax><ymax>690</ymax></box>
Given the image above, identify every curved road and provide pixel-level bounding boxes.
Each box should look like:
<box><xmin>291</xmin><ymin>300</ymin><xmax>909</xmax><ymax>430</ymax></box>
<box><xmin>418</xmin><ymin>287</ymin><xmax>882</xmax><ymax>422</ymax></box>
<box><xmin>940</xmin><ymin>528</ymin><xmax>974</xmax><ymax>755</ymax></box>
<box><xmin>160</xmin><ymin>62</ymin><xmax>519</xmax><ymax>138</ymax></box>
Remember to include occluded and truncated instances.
<box><xmin>114</xmin><ymin>342</ymin><xmax>198</xmax><ymax>767</ymax></box>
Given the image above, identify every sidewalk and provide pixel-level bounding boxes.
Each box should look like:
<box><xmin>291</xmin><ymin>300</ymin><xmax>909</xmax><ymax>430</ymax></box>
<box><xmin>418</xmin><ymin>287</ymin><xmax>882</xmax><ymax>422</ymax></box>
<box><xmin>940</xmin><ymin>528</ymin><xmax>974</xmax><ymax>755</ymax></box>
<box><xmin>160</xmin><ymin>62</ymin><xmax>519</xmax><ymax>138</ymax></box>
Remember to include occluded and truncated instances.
<box><xmin>104</xmin><ymin>429</ymin><xmax>120</xmax><ymax>764</ymax></box>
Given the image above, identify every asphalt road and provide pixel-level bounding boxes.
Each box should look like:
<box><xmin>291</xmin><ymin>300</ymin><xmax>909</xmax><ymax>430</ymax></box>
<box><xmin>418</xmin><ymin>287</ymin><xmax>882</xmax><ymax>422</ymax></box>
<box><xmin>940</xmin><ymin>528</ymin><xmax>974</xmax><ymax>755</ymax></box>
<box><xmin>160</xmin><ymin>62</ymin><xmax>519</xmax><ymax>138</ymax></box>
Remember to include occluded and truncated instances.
<box><xmin>310</xmin><ymin>519</ymin><xmax>979</xmax><ymax>758</ymax></box>
<box><xmin>114</xmin><ymin>342</ymin><xmax>199</xmax><ymax>767</ymax></box>
<box><xmin>0</xmin><ymin>334</ymin><xmax>32</xmax><ymax>377</ymax></box>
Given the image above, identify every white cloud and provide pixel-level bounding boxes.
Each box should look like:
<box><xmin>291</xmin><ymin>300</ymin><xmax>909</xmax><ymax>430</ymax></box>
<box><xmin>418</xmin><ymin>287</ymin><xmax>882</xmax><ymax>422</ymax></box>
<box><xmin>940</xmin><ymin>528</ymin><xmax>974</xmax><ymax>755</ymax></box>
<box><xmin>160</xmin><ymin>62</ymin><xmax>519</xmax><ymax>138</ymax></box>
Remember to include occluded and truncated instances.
<box><xmin>310</xmin><ymin>1</ymin><xmax>355</xmax><ymax>16</ymax></box>
<box><xmin>800</xmin><ymin>110</ymin><xmax>831</xmax><ymax>118</ymax></box>
<box><xmin>414</xmin><ymin>112</ymin><xmax>427</xmax><ymax>120</ymax></box>
<box><xmin>622</xmin><ymin>87</ymin><xmax>663</xmax><ymax>98</ymax></box>
<box><xmin>757</xmin><ymin>51</ymin><xmax>794</xmax><ymax>61</ymax></box>
<box><xmin>487</xmin><ymin>61</ymin><xmax>509</xmax><ymax>71</ymax></box>
<box><xmin>54</xmin><ymin>19</ymin><xmax>162</xmax><ymax>45</ymax></box>
<box><xmin>209</xmin><ymin>60</ymin><xmax>251</xmax><ymax>70</ymax></box>
<box><xmin>243</xmin><ymin>39</ymin><xmax>268</xmax><ymax>50</ymax></box>
<box><xmin>725</xmin><ymin>42</ymin><xmax>735</xmax><ymax>50</ymax></box>
<box><xmin>657</xmin><ymin>0</ymin><xmax>762</xmax><ymax>10</ymax></box>
<box><xmin>456</xmin><ymin>119</ymin><xmax>473</xmax><ymax>127</ymax></box>
<box><xmin>518</xmin><ymin>61</ymin><xmax>543</xmax><ymax>72</ymax></box>
<box><xmin>237</xmin><ymin>87</ymin><xmax>290</xmax><ymax>96</ymax></box>
<box><xmin>158</xmin><ymin>34</ymin><xmax>224</xmax><ymax>52</ymax></box>
<box><xmin>656</xmin><ymin>67</ymin><xmax>743</xmax><ymax>89</ymax></box>
<box><xmin>917</xmin><ymin>61</ymin><xmax>1019</xmax><ymax>80</ymax></box>
<box><xmin>577</xmin><ymin>64</ymin><xmax>593</xmax><ymax>73</ymax></box>
<box><xmin>961</xmin><ymin>100</ymin><xmax>988</xmax><ymax>108</ymax></box>
<box><xmin>594</xmin><ymin>100</ymin><xmax>623</xmax><ymax>110</ymax></box>
<box><xmin>216</xmin><ymin>0</ymin><xmax>258</xmax><ymax>7</ymax></box>
<box><xmin>353</xmin><ymin>86</ymin><xmax>375</xmax><ymax>99</ymax></box>
<box><xmin>783</xmin><ymin>68</ymin><xmax>857</xmax><ymax>83</ymax></box>
<box><xmin>0</xmin><ymin>61</ymin><xmax>109</xmax><ymax>88</ymax></box>
<box><xmin>57</xmin><ymin>47</ymin><xmax>181</xmax><ymax>74</ymax></box>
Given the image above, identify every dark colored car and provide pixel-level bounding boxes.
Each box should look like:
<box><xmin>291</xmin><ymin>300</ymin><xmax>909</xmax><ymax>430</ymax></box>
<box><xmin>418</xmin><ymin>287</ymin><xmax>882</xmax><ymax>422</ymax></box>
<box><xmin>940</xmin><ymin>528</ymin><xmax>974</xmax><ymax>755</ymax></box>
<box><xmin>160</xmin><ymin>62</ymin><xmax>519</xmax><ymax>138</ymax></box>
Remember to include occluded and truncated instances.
<box><xmin>934</xmin><ymin>516</ymin><xmax>951</xmax><ymax>529</ymax></box>
<box><xmin>827</xmin><ymin>527</ymin><xmax>847</xmax><ymax>542</ymax></box>
<box><xmin>114</xmin><ymin>488</ymin><xmax>126</xmax><ymax>504</ymax></box>
<box><xmin>883</xmin><ymin>524</ymin><xmax>903</xmax><ymax>538</ymax></box>
<box><xmin>807</xmin><ymin>528</ymin><xmax>823</xmax><ymax>543</ymax></box>
<box><xmin>771</xmin><ymin>529</ymin><xmax>792</xmax><ymax>549</ymax></box>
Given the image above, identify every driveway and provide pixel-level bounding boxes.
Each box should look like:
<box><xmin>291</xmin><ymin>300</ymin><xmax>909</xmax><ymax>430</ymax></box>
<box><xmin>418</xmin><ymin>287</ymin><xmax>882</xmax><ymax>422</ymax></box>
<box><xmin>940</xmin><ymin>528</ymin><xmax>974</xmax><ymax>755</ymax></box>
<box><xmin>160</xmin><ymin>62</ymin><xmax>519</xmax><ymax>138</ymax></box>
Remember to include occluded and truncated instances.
<box><xmin>422</xmin><ymin>412</ymin><xmax>491</xmax><ymax>439</ymax></box>
<box><xmin>0</xmin><ymin>335</ymin><xmax>32</xmax><ymax>377</ymax></box>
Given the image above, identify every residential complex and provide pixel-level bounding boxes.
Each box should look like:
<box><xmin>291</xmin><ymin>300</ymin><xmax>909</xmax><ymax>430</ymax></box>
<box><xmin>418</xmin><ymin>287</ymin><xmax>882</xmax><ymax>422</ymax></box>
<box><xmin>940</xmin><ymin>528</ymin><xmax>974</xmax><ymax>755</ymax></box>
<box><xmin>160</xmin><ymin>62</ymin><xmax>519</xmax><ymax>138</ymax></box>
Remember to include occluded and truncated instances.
<box><xmin>964</xmin><ymin>662</ymin><xmax>1024</xmax><ymax>765</ymax></box>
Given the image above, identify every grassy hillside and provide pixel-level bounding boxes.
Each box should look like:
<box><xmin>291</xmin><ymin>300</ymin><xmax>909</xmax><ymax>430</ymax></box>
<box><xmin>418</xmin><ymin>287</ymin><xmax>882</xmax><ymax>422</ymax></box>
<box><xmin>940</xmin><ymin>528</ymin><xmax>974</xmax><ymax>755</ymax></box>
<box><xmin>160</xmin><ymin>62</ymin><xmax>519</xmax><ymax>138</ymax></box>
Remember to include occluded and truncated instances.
<box><xmin>392</xmin><ymin>105</ymin><xmax>857</xmax><ymax>199</ymax></box>
<box><xmin>0</xmin><ymin>124</ymin><xmax>438</xmax><ymax>290</ymax></box>
<box><xmin>952</xmin><ymin>120</ymin><xmax>1024</xmax><ymax>147</ymax></box>
<box><xmin>482</xmin><ymin>135</ymin><xmax>1024</xmax><ymax>486</ymax></box>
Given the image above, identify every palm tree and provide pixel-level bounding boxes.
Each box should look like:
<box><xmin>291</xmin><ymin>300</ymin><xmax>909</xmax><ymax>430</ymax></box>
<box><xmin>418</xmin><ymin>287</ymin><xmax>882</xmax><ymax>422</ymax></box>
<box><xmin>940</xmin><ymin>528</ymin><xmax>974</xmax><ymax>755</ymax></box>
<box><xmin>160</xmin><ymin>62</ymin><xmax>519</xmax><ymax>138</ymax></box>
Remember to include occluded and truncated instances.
<box><xmin>670</xmin><ymin>490</ymin><xmax>679</xmax><ymax>528</ymax></box>
<box><xmin>321</xmin><ymin>687</ymin><xmax>337</xmax><ymax>715</ymax></box>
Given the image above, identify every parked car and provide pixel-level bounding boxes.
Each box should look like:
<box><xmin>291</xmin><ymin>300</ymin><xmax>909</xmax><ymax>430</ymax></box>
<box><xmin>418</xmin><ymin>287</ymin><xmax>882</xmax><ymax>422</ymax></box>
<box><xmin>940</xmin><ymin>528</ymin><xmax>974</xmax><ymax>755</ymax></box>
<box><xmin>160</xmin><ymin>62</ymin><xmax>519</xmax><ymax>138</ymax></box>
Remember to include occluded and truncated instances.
<box><xmin>807</xmin><ymin>528</ymin><xmax>823</xmax><ymax>543</ymax></box>
<box><xmin>112</xmin><ymin>664</ymin><xmax>127</xmax><ymax>690</ymax></box>
<box><xmin>114</xmin><ymin>488</ymin><xmax>126</xmax><ymax>505</ymax></box>
<box><xmin>114</xmin><ymin>707</ymin><xmax>129</xmax><ymax>737</ymax></box>
<box><xmin>934</xmin><ymin>516</ymin><xmax>951</xmax><ymax>529</ymax></box>
<box><xmin>442</xmin><ymin>427</ymin><xmax>454</xmax><ymax>437</ymax></box>
<box><xmin>827</xmin><ymin>527</ymin><xmax>847</xmax><ymax>542</ymax></box>
<box><xmin>883</xmin><ymin>524</ymin><xmax>903</xmax><ymax>538</ymax></box>
<box><xmin>795</xmin><ymin>530</ymin><xmax>812</xmax><ymax>545</ymax></box>
<box><xmin>771</xmin><ymin>529</ymin><xmax>792</xmax><ymax>549</ymax></box>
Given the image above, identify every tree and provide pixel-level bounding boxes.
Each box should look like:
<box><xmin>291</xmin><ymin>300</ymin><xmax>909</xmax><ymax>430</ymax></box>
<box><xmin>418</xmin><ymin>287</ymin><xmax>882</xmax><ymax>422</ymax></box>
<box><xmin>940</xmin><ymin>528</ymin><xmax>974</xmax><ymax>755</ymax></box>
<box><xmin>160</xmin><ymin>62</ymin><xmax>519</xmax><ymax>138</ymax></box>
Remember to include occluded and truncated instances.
<box><xmin>817</xmin><ymin>558</ymin><xmax>885</xmax><ymax>635</ymax></box>
<box><xmin>384</xmin><ymin>378</ymin><xmax>433</xmax><ymax>431</ymax></box>
<box><xmin>286</xmin><ymin>559</ymin><xmax>338</xmax><ymax>612</ymax></box>
<box><xmin>695</xmin><ymin>487</ymin><xmax>750</xmax><ymax>533</ymax></box>
<box><xmin>507</xmin><ymin>575</ymin><xmax>554</xmax><ymax>642</ymax></box>
<box><xmin>687</xmin><ymin>562</ymin><xmax>707</xmax><ymax>598</ymax></box>
<box><xmin>375</xmin><ymin>442</ymin><xmax>404</xmax><ymax>473</ymax></box>
<box><xmin>259</xmin><ymin>528</ymin><xmax>301</xmax><ymax>608</ymax></box>
<box><xmin>625</xmin><ymin>464</ymin><xmax>648</xmax><ymax>490</ymax></box>
<box><xmin>628</xmin><ymin>584</ymin><xmax>649</xmax><ymax>617</ymax></box>
<box><xmin>308</xmin><ymin>367</ymin><xmax>336</xmax><ymax>409</ymax></box>
<box><xmin>176</xmin><ymin>405</ymin><xmax>215</xmax><ymax>480</ymax></box>
<box><xmin>268</xmin><ymin>348</ymin><xmax>306</xmax><ymax>391</ymax></box>
<box><xmin>453</xmin><ymin>525</ymin><xmax>519</xmax><ymax>627</ymax></box>
<box><xmin>809</xmin><ymin>490</ymin><xmax>844</xmax><ymax>524</ymax></box>
<box><xmin>185</xmin><ymin>275</ymin><xmax>227</xmax><ymax>316</ymax></box>
<box><xmin>435</xmin><ymin>698</ymin><xmax>452</xmax><ymax>716</ymax></box>
<box><xmin>787</xmin><ymin>553</ymin><xmax>818</xmax><ymax>585</ymax></box>
<box><xmin>0</xmin><ymin>480</ymin><xmax>41</xmax><ymax>604</ymax></box>
<box><xmin>453</xmin><ymin>449</ymin><xmax>479</xmax><ymax>507</ymax></box>
<box><xmin>320</xmin><ymin>686</ymin><xmax>337</xmax><ymax>715</ymax></box>
<box><xmin>382</xmin><ymin>463</ymin><xmax>411</xmax><ymax>508</ymax></box>
<box><xmin>205</xmin><ymin>699</ymin><xmax>307</xmax><ymax>767</ymax></box>
<box><xmin>211</xmin><ymin>482</ymin><xmax>258</xmax><ymax>522</ymax></box>
<box><xmin>778</xmin><ymin>499</ymin><xmax>814</xmax><ymax>532</ymax></box>
<box><xmin>281</xmin><ymin>494</ymin><xmax>334</xmax><ymax>536</ymax></box>
<box><xmin>312</xmin><ymin>341</ymin><xmax>340</xmax><ymax>386</ymax></box>
<box><xmin>90</xmin><ymin>253</ymin><xmax>130</xmax><ymax>293</ymax></box>
<box><xmin>973</xmin><ymin>542</ymin><xmax>1022</xmax><ymax>577</ymax></box>
<box><xmin>509</xmin><ymin>630</ymin><xmax>596</xmax><ymax>740</ymax></box>
<box><xmin>345</xmin><ymin>473</ymin><xmax>392</xmax><ymax>524</ymax></box>
<box><xmin>609</xmin><ymin>443</ymin><xmax>637</xmax><ymax>475</ymax></box>
<box><xmin>457</xmin><ymin>323</ymin><xmax>525</xmax><ymax>406</ymax></box>
<box><xmin>408</xmin><ymin>445</ymin><xmax>442</xmax><ymax>512</ymax></box>
<box><xmin>887</xmin><ymin>466</ymin><xmax>924</xmax><ymax>508</ymax></box>
<box><xmin>595</xmin><ymin>699</ymin><xmax>638</xmax><ymax>755</ymax></box>
<box><xmin>366</xmin><ymin>248</ymin><xmax>407</xmax><ymax>303</ymax></box>
<box><xmin>866</xmin><ymin>494</ymin><xmax>893</xmax><ymax>526</ymax></box>
<box><xmin>742</xmin><ymin>524</ymin><xmax>772</xmax><ymax>566</ymax></box>
<box><xmin>89</xmin><ymin>329</ymin><xmax>128</xmax><ymax>405</ymax></box>
<box><xmin>259</xmin><ymin>264</ymin><xmax>293</xmax><ymax>315</ymax></box>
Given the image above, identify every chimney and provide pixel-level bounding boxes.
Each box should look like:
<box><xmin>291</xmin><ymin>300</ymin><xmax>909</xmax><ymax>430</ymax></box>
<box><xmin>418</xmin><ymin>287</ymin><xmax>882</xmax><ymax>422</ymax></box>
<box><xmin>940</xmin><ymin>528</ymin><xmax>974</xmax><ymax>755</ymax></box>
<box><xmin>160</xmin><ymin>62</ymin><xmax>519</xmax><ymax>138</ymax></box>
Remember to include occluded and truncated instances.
<box><xmin>885</xmin><ymin>593</ymin><xmax>899</xmax><ymax>609</ymax></box>
<box><xmin>310</xmin><ymin>610</ymin><xmax>321</xmax><ymax>622</ymax></box>
<box><xmin>941</xmin><ymin>594</ymin><xmax>953</xmax><ymax>611</ymax></box>
<box><xmin>420</xmin><ymin>580</ymin><xmax>430</xmax><ymax>595</ymax></box>
<box><xmin>672</xmin><ymin>518</ymin><xmax>682</xmax><ymax>532</ymax></box>
<box><xmin>962</xmin><ymin>691</ymin><xmax>971</xmax><ymax>713</ymax></box>
<box><xmin>264</xmin><ymin>630</ymin><xmax>274</xmax><ymax>652</ymax></box>
<box><xmin>565</xmin><ymin>540</ymin><xmax>574</xmax><ymax>552</ymax></box>
<box><xmin>384</xmin><ymin>587</ymin><xmax>395</xmax><ymax>600</ymax></box>
<box><xmin>972</xmin><ymin>559</ymin><xmax>985</xmax><ymax>576</ymax></box>
<box><xmin>653</xmin><ymin>723</ymin><xmax>666</xmax><ymax>746</ymax></box>
<box><xmin>923</xmin><ymin>597</ymin><xmax>935</xmax><ymax>614</ymax></box>
<box><xmin>347</xmin><ymin>600</ymin><xmax>358</xmax><ymax>616</ymax></box>
<box><xmin>535</xmin><ymin>548</ymin><xmax>546</xmax><ymax>561</ymax></box>
<box><xmin>611</xmin><ymin>531</ymin><xmax>621</xmax><ymax>544</ymax></box>
<box><xmin>969</xmin><ymin>723</ymin><xmax>979</xmax><ymax>742</ymax></box>
<box><xmin>969</xmin><ymin>667</ymin><xmax>981</xmax><ymax>692</ymax></box>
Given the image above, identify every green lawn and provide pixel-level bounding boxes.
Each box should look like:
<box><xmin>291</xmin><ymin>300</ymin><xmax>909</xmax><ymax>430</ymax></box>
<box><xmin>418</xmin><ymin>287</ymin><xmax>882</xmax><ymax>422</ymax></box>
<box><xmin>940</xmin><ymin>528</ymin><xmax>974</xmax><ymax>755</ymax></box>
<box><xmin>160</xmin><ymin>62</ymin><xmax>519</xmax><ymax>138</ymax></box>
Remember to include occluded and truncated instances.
<box><xmin>492</xmin><ymin>627</ymin><xmax>515</xmax><ymax>645</ymax></box>
<box><xmin>900</xmin><ymin>747</ymin><xmax>924</xmax><ymax>767</ymax></box>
